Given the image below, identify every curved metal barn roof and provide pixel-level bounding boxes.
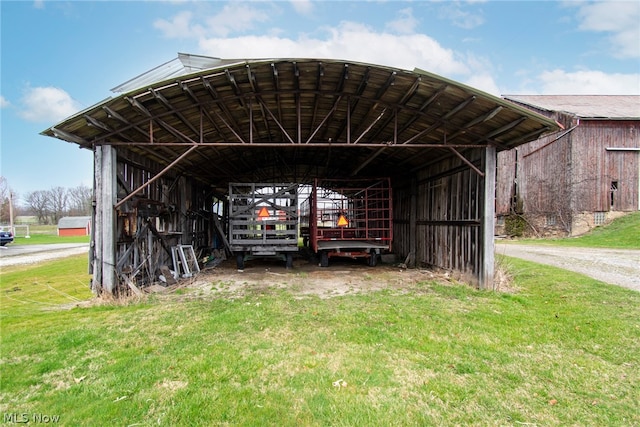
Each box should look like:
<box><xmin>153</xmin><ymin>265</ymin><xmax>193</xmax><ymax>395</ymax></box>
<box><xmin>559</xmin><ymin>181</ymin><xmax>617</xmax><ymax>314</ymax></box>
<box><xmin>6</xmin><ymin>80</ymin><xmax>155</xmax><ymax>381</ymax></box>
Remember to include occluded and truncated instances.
<box><xmin>42</xmin><ymin>54</ymin><xmax>560</xmax><ymax>190</ymax></box>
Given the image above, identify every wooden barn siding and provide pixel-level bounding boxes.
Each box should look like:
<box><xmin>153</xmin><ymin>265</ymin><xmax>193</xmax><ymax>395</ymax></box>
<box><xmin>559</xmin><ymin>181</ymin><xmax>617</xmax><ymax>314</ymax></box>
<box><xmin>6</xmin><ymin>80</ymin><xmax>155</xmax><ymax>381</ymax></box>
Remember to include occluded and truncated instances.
<box><xmin>496</xmin><ymin>149</ymin><xmax>515</xmax><ymax>215</ymax></box>
<box><xmin>394</xmin><ymin>150</ymin><xmax>483</xmax><ymax>280</ymax></box>
<box><xmin>519</xmin><ymin>133</ymin><xmax>572</xmax><ymax>215</ymax></box>
<box><xmin>608</xmin><ymin>150</ymin><xmax>639</xmax><ymax>211</ymax></box>
<box><xmin>94</xmin><ymin>148</ymin><xmax>214</xmax><ymax>294</ymax></box>
<box><xmin>570</xmin><ymin>121</ymin><xmax>640</xmax><ymax>212</ymax></box>
<box><xmin>393</xmin><ymin>186</ymin><xmax>412</xmax><ymax>263</ymax></box>
<box><xmin>496</xmin><ymin>122</ymin><xmax>573</xmax><ymax>216</ymax></box>
<box><xmin>496</xmin><ymin>118</ymin><xmax>640</xmax><ymax>219</ymax></box>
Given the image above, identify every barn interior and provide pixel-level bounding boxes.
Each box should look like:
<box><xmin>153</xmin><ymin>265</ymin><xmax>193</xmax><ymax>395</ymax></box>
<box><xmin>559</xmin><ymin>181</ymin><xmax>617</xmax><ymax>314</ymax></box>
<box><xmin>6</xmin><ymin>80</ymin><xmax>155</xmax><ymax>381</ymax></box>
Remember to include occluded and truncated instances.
<box><xmin>42</xmin><ymin>54</ymin><xmax>560</xmax><ymax>295</ymax></box>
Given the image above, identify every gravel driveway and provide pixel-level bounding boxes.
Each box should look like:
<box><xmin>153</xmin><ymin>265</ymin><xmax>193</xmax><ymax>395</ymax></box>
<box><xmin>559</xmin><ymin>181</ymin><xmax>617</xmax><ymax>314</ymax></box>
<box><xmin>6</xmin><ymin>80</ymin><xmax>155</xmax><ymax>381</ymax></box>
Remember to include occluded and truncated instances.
<box><xmin>0</xmin><ymin>243</ymin><xmax>89</xmax><ymax>268</ymax></box>
<box><xmin>495</xmin><ymin>243</ymin><xmax>640</xmax><ymax>292</ymax></box>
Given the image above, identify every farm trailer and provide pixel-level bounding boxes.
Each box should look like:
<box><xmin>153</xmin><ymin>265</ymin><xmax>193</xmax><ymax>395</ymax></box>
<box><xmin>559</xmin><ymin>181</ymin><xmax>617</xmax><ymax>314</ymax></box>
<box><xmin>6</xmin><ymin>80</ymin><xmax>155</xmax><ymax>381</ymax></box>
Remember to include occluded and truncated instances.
<box><xmin>301</xmin><ymin>178</ymin><xmax>393</xmax><ymax>267</ymax></box>
<box><xmin>228</xmin><ymin>183</ymin><xmax>299</xmax><ymax>270</ymax></box>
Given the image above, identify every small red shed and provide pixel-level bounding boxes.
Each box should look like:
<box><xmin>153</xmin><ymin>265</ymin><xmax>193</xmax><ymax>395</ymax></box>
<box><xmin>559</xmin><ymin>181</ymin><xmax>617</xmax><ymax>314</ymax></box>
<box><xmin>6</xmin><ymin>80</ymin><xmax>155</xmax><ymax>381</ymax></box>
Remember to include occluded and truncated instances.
<box><xmin>57</xmin><ymin>216</ymin><xmax>92</xmax><ymax>237</ymax></box>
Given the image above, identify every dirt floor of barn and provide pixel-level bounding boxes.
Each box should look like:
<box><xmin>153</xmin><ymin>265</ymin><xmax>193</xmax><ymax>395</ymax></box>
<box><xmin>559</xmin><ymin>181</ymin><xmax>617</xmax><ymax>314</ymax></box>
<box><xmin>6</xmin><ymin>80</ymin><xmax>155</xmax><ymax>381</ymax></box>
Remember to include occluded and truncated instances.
<box><xmin>151</xmin><ymin>252</ymin><xmax>516</xmax><ymax>301</ymax></box>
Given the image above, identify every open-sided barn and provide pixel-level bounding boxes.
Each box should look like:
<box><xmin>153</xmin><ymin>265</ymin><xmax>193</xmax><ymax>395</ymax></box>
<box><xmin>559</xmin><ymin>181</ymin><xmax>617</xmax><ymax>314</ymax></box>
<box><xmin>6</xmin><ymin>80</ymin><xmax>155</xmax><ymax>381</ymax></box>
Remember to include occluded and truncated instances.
<box><xmin>42</xmin><ymin>54</ymin><xmax>559</xmax><ymax>295</ymax></box>
<box><xmin>496</xmin><ymin>95</ymin><xmax>640</xmax><ymax>236</ymax></box>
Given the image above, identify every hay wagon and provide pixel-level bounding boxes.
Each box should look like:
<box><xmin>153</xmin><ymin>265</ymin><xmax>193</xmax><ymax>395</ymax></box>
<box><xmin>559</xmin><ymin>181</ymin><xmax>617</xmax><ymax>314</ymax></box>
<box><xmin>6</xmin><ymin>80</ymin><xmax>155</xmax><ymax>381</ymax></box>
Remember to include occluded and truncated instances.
<box><xmin>301</xmin><ymin>178</ymin><xmax>392</xmax><ymax>267</ymax></box>
<box><xmin>228</xmin><ymin>183</ymin><xmax>299</xmax><ymax>270</ymax></box>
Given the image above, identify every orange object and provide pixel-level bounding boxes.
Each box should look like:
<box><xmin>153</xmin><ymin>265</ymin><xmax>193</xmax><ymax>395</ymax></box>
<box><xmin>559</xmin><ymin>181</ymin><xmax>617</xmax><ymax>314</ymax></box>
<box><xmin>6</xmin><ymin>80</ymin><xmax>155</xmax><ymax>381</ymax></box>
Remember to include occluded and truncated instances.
<box><xmin>337</xmin><ymin>215</ymin><xmax>348</xmax><ymax>227</ymax></box>
<box><xmin>258</xmin><ymin>207</ymin><xmax>270</xmax><ymax>218</ymax></box>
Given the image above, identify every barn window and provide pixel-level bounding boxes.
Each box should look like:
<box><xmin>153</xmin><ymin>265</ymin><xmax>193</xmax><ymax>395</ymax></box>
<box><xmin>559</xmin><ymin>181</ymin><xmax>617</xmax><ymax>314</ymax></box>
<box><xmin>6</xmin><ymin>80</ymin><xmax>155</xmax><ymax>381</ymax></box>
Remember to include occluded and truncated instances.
<box><xmin>496</xmin><ymin>216</ymin><xmax>505</xmax><ymax>226</ymax></box>
<box><xmin>546</xmin><ymin>214</ymin><xmax>556</xmax><ymax>226</ymax></box>
<box><xmin>594</xmin><ymin>211</ymin><xmax>606</xmax><ymax>225</ymax></box>
<box><xmin>610</xmin><ymin>181</ymin><xmax>618</xmax><ymax>207</ymax></box>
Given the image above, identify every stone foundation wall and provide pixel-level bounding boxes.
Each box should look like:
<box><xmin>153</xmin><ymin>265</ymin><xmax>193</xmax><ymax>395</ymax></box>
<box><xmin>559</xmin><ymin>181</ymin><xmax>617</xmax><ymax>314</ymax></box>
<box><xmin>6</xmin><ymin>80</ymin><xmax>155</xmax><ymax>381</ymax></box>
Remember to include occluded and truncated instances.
<box><xmin>570</xmin><ymin>211</ymin><xmax>629</xmax><ymax>236</ymax></box>
<box><xmin>496</xmin><ymin>210</ymin><xmax>632</xmax><ymax>238</ymax></box>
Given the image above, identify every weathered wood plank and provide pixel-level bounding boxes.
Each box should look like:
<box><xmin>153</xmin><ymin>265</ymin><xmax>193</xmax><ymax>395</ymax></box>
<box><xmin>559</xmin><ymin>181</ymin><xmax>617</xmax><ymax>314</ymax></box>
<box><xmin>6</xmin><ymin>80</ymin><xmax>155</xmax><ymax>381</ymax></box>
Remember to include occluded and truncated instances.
<box><xmin>481</xmin><ymin>145</ymin><xmax>496</xmax><ymax>290</ymax></box>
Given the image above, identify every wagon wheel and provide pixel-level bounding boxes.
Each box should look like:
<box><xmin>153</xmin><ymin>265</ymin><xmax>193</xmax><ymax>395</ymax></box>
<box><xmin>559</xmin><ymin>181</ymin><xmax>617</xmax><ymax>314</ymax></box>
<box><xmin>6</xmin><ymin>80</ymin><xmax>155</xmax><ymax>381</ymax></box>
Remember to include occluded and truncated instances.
<box><xmin>320</xmin><ymin>251</ymin><xmax>329</xmax><ymax>268</ymax></box>
<box><xmin>286</xmin><ymin>253</ymin><xmax>294</xmax><ymax>269</ymax></box>
<box><xmin>368</xmin><ymin>253</ymin><xmax>379</xmax><ymax>267</ymax></box>
<box><xmin>235</xmin><ymin>252</ymin><xmax>245</xmax><ymax>270</ymax></box>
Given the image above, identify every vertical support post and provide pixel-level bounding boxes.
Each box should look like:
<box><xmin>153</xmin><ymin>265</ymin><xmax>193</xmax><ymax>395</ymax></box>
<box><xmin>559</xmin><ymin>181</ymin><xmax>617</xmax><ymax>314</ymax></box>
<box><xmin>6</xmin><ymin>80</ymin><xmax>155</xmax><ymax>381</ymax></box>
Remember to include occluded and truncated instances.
<box><xmin>91</xmin><ymin>148</ymin><xmax>103</xmax><ymax>294</ymax></box>
<box><xmin>103</xmin><ymin>145</ymin><xmax>117</xmax><ymax>293</ymax></box>
<box><xmin>481</xmin><ymin>145</ymin><xmax>496</xmax><ymax>289</ymax></box>
<box><xmin>101</xmin><ymin>145</ymin><xmax>117</xmax><ymax>294</ymax></box>
<box><xmin>180</xmin><ymin>177</ymin><xmax>188</xmax><ymax>245</ymax></box>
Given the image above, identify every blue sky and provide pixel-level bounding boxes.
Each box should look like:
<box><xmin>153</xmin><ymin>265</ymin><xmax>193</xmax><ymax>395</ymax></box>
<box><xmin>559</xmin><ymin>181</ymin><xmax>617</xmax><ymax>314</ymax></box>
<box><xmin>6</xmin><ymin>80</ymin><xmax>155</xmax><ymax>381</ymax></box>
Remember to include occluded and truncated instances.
<box><xmin>1</xmin><ymin>0</ymin><xmax>639</xmax><ymax>203</ymax></box>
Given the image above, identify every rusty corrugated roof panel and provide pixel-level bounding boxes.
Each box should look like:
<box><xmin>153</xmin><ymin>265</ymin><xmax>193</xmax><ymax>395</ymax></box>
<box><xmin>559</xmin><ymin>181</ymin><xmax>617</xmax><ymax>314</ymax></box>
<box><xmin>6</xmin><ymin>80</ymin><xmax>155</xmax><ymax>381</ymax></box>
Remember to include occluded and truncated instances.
<box><xmin>503</xmin><ymin>95</ymin><xmax>640</xmax><ymax>119</ymax></box>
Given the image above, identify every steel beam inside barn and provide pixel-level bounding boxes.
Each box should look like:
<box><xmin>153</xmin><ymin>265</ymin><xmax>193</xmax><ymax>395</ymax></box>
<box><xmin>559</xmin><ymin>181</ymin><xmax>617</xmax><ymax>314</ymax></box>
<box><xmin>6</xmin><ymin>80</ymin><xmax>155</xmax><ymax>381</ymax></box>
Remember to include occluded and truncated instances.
<box><xmin>43</xmin><ymin>54</ymin><xmax>559</xmax><ymax>295</ymax></box>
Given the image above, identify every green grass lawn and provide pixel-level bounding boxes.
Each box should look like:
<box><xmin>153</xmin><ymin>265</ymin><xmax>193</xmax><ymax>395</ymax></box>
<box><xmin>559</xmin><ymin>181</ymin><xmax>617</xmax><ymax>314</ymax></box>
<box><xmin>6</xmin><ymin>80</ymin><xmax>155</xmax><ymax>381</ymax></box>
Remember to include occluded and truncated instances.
<box><xmin>1</xmin><ymin>214</ymin><xmax>638</xmax><ymax>425</ymax></box>
<box><xmin>10</xmin><ymin>234</ymin><xmax>90</xmax><ymax>245</ymax></box>
<box><xmin>507</xmin><ymin>211</ymin><xmax>640</xmax><ymax>249</ymax></box>
<box><xmin>1</xmin><ymin>252</ymin><xmax>638</xmax><ymax>426</ymax></box>
<box><xmin>8</xmin><ymin>224</ymin><xmax>89</xmax><ymax>245</ymax></box>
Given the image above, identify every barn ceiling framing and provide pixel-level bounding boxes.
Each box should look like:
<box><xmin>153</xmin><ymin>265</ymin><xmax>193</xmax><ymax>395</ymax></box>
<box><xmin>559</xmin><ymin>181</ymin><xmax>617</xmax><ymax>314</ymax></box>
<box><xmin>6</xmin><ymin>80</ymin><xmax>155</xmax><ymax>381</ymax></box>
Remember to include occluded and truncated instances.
<box><xmin>42</xmin><ymin>54</ymin><xmax>560</xmax><ymax>192</ymax></box>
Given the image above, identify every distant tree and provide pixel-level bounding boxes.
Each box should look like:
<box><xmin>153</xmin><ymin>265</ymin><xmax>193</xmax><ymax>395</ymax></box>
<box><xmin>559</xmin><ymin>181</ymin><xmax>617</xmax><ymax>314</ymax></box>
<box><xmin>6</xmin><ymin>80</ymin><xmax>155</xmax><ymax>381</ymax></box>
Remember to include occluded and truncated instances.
<box><xmin>0</xmin><ymin>176</ymin><xmax>11</xmax><ymax>224</ymax></box>
<box><xmin>47</xmin><ymin>186</ymin><xmax>69</xmax><ymax>224</ymax></box>
<box><xmin>68</xmin><ymin>184</ymin><xmax>93</xmax><ymax>216</ymax></box>
<box><xmin>25</xmin><ymin>190</ymin><xmax>50</xmax><ymax>224</ymax></box>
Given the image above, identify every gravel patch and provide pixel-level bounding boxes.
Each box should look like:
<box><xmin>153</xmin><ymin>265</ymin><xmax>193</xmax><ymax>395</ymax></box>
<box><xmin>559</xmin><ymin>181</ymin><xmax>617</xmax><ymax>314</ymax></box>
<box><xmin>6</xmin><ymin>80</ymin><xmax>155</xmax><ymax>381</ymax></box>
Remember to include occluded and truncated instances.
<box><xmin>496</xmin><ymin>243</ymin><xmax>640</xmax><ymax>292</ymax></box>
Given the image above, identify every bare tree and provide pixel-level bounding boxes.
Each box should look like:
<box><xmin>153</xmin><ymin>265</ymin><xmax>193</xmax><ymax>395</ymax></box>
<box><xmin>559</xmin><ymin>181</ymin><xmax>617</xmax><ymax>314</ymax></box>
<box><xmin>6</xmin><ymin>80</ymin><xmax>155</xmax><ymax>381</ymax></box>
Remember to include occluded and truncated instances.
<box><xmin>68</xmin><ymin>184</ymin><xmax>93</xmax><ymax>216</ymax></box>
<box><xmin>0</xmin><ymin>176</ymin><xmax>11</xmax><ymax>224</ymax></box>
<box><xmin>25</xmin><ymin>190</ymin><xmax>50</xmax><ymax>224</ymax></box>
<box><xmin>47</xmin><ymin>186</ymin><xmax>68</xmax><ymax>224</ymax></box>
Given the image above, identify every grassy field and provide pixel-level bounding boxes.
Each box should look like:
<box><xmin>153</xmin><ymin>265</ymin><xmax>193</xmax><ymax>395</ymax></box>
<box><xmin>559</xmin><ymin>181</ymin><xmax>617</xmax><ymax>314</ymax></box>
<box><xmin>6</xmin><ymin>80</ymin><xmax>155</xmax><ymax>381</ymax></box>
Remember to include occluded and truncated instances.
<box><xmin>9</xmin><ymin>224</ymin><xmax>90</xmax><ymax>245</ymax></box>
<box><xmin>0</xmin><ymin>217</ymin><xmax>638</xmax><ymax>426</ymax></box>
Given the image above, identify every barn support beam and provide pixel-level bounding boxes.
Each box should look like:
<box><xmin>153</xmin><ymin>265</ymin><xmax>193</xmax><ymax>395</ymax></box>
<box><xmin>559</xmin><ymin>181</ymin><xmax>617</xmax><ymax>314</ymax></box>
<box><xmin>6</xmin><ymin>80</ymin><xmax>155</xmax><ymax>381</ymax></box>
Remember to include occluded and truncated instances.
<box><xmin>91</xmin><ymin>148</ymin><xmax>102</xmax><ymax>293</ymax></box>
<box><xmin>179</xmin><ymin>177</ymin><xmax>188</xmax><ymax>245</ymax></box>
<box><xmin>92</xmin><ymin>145</ymin><xmax>117</xmax><ymax>294</ymax></box>
<box><xmin>481</xmin><ymin>145</ymin><xmax>496</xmax><ymax>289</ymax></box>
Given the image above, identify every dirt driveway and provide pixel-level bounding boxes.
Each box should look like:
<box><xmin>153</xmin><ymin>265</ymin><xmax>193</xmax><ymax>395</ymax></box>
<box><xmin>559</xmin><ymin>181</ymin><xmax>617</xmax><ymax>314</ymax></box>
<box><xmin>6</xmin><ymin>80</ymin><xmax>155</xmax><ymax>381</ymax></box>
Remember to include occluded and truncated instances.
<box><xmin>495</xmin><ymin>243</ymin><xmax>640</xmax><ymax>292</ymax></box>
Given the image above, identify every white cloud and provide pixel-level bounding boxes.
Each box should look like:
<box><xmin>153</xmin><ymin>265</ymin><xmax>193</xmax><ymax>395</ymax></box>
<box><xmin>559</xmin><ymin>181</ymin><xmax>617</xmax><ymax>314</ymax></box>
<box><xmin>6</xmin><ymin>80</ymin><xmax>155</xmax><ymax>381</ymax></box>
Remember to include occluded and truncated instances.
<box><xmin>205</xmin><ymin>3</ymin><xmax>271</xmax><ymax>37</ymax></box>
<box><xmin>0</xmin><ymin>96</ymin><xmax>10</xmax><ymax>108</ymax></box>
<box><xmin>290</xmin><ymin>0</ymin><xmax>313</xmax><ymax>16</ymax></box>
<box><xmin>18</xmin><ymin>86</ymin><xmax>83</xmax><ymax>123</ymax></box>
<box><xmin>536</xmin><ymin>69</ymin><xmax>640</xmax><ymax>95</ymax></box>
<box><xmin>199</xmin><ymin>21</ymin><xmax>471</xmax><ymax>77</ymax></box>
<box><xmin>438</xmin><ymin>2</ymin><xmax>484</xmax><ymax>30</ymax></box>
<box><xmin>464</xmin><ymin>73</ymin><xmax>501</xmax><ymax>96</ymax></box>
<box><xmin>574</xmin><ymin>0</ymin><xmax>640</xmax><ymax>58</ymax></box>
<box><xmin>385</xmin><ymin>8</ymin><xmax>419</xmax><ymax>35</ymax></box>
<box><xmin>155</xmin><ymin>4</ymin><xmax>271</xmax><ymax>39</ymax></box>
<box><xmin>154</xmin><ymin>11</ymin><xmax>205</xmax><ymax>39</ymax></box>
<box><xmin>153</xmin><ymin>5</ymin><xmax>499</xmax><ymax>94</ymax></box>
